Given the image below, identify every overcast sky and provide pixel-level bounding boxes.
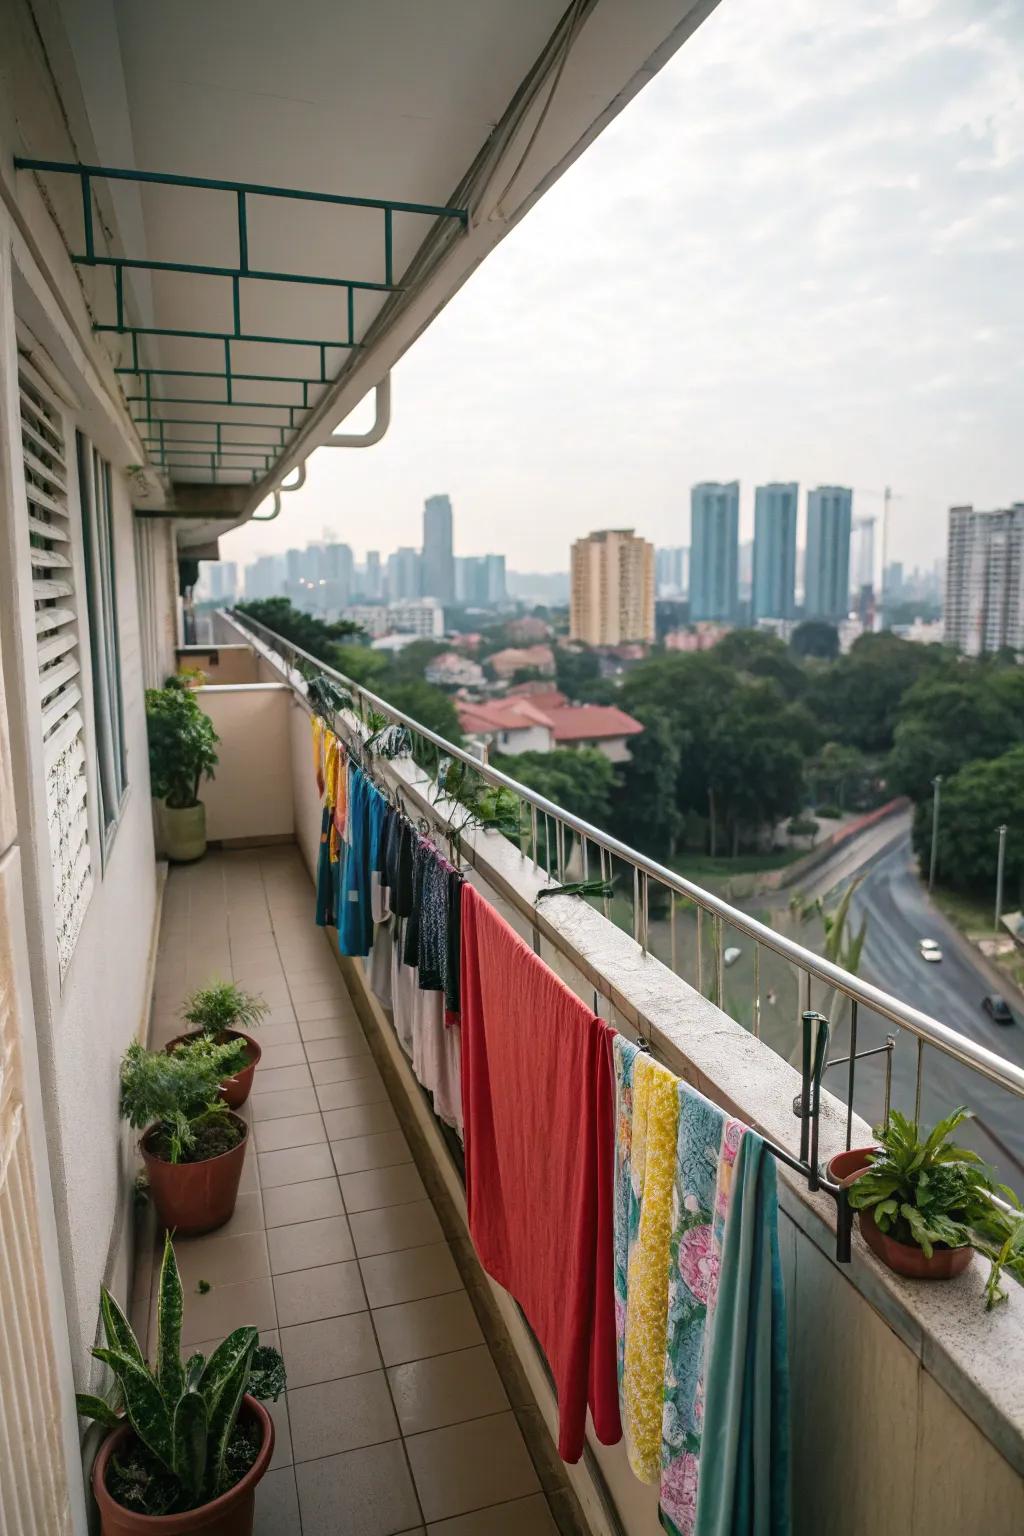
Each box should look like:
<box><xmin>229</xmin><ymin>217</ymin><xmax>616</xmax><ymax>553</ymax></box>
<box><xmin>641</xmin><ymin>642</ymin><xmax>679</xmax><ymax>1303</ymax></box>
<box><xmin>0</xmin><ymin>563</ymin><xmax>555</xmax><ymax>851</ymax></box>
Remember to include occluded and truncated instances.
<box><xmin>223</xmin><ymin>0</ymin><xmax>1023</xmax><ymax>578</ymax></box>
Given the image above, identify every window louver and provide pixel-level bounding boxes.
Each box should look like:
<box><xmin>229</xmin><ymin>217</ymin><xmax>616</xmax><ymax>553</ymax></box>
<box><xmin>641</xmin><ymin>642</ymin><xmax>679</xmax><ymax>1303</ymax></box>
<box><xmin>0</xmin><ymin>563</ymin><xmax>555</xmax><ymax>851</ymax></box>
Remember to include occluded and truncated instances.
<box><xmin>19</xmin><ymin>363</ymin><xmax>93</xmax><ymax>976</ymax></box>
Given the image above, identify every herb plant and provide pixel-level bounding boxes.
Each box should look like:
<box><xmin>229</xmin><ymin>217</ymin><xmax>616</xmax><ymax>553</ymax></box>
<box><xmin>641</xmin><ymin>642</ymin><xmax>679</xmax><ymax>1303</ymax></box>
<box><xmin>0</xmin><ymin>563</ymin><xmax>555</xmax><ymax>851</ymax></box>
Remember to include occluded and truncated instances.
<box><xmin>119</xmin><ymin>1038</ymin><xmax>249</xmax><ymax>1164</ymax></box>
<box><xmin>145</xmin><ymin>683</ymin><xmax>219</xmax><ymax>809</ymax></box>
<box><xmin>849</xmin><ymin>1107</ymin><xmax>1024</xmax><ymax>1308</ymax></box>
<box><xmin>182</xmin><ymin>981</ymin><xmax>268</xmax><ymax>1039</ymax></box>
<box><xmin>77</xmin><ymin>1234</ymin><xmax>285</xmax><ymax>1515</ymax></box>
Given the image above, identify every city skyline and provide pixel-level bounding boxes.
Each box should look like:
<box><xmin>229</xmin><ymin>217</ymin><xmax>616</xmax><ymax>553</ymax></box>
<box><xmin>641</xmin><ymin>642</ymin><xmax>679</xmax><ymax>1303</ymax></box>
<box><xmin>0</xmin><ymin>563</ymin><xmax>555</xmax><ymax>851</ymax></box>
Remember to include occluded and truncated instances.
<box><xmin>219</xmin><ymin>0</ymin><xmax>1022</xmax><ymax>578</ymax></box>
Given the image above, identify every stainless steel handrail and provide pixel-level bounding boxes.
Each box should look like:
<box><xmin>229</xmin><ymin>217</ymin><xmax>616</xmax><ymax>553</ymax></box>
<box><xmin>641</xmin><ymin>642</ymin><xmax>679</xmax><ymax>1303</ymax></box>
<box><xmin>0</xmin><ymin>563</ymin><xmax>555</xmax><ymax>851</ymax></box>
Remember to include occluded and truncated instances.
<box><xmin>229</xmin><ymin>609</ymin><xmax>1024</xmax><ymax>1105</ymax></box>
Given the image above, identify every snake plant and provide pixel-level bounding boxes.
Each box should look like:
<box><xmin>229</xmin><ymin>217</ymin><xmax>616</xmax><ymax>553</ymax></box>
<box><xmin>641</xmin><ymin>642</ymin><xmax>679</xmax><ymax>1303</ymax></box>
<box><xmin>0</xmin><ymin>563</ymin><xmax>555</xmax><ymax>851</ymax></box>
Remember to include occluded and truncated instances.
<box><xmin>77</xmin><ymin>1234</ymin><xmax>285</xmax><ymax>1512</ymax></box>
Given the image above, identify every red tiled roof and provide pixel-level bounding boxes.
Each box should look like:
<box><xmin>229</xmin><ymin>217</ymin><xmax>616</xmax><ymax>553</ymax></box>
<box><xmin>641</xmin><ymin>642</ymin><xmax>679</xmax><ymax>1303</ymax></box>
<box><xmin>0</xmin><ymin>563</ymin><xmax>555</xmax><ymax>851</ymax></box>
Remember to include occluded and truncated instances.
<box><xmin>457</xmin><ymin>699</ymin><xmax>553</xmax><ymax>735</ymax></box>
<box><xmin>544</xmin><ymin>704</ymin><xmax>644</xmax><ymax>742</ymax></box>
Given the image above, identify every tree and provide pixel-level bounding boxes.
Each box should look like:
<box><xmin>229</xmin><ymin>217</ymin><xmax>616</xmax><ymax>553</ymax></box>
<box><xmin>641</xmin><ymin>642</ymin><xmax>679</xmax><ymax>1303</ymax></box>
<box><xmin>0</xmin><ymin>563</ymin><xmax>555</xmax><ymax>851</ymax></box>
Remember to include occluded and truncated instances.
<box><xmin>235</xmin><ymin>597</ymin><xmax>363</xmax><ymax>664</ymax></box>
<box><xmin>376</xmin><ymin>680</ymin><xmax>463</xmax><ymax>745</ymax></box>
<box><xmin>790</xmin><ymin>620</ymin><xmax>839</xmax><ymax>660</ymax></box>
<box><xmin>713</xmin><ymin>629</ymin><xmax>806</xmax><ymax>699</ymax></box>
<box><xmin>888</xmin><ymin>676</ymin><xmax>1023</xmax><ymax>802</ymax></box>
<box><xmin>912</xmin><ymin>746</ymin><xmax>1024</xmax><ymax>896</ymax></box>
<box><xmin>812</xmin><ymin>741</ymin><xmax>869</xmax><ymax>812</ymax></box>
<box><xmin>802</xmin><ymin>633</ymin><xmax>944</xmax><ymax>753</ymax></box>
<box><xmin>555</xmin><ymin>646</ymin><xmax>601</xmax><ymax>700</ymax></box>
<box><xmin>491</xmin><ymin>748</ymin><xmax>616</xmax><ymax>827</ymax></box>
<box><xmin>612</xmin><ymin>710</ymin><xmax>683</xmax><ymax>856</ymax></box>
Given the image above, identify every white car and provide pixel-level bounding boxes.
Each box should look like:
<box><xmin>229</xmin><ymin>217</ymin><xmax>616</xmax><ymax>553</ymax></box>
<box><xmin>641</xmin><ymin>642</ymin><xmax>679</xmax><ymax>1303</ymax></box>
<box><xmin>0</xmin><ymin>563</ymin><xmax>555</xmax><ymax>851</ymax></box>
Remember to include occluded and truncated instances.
<box><xmin>919</xmin><ymin>938</ymin><xmax>942</xmax><ymax>963</ymax></box>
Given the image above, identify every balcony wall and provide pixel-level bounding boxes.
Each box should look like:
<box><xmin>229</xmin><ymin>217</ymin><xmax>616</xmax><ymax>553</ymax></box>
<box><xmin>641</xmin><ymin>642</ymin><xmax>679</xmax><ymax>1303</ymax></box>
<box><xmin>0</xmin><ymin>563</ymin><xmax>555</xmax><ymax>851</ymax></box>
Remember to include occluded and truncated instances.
<box><xmin>211</xmin><ymin>614</ymin><xmax>1024</xmax><ymax>1535</ymax></box>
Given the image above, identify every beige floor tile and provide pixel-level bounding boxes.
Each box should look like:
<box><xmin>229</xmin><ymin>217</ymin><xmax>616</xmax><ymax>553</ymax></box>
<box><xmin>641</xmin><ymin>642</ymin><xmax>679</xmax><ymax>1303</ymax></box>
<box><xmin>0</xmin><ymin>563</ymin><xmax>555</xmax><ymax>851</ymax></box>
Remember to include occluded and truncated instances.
<box><xmin>251</xmin><ymin>1064</ymin><xmax>313</xmax><ymax>1095</ymax></box>
<box><xmin>198</xmin><ymin>1189</ymin><xmax>263</xmax><ymax>1238</ymax></box>
<box><xmin>259</xmin><ymin>1142</ymin><xmax>335</xmax><ymax>1188</ymax></box>
<box><xmin>254</xmin><ymin>1113</ymin><xmax>327</xmax><ymax>1154</ymax></box>
<box><xmin>287</xmin><ymin>976</ymin><xmax>348</xmax><ymax>1003</ymax></box>
<box><xmin>237</xmin><ymin>1150</ymin><xmax>260</xmax><ymax>1195</ymax></box>
<box><xmin>280</xmin><ymin>1312</ymin><xmax>381</xmax><ymax>1388</ymax></box>
<box><xmin>254</xmin><ymin>1466</ymin><xmax>300</xmax><ymax>1534</ymax></box>
<box><xmin>251</xmin><ymin>1085</ymin><xmax>319</xmax><ymax>1120</ymax></box>
<box><xmin>262</xmin><ymin>1177</ymin><xmax>344</xmax><ymax>1229</ymax></box>
<box><xmin>304</xmin><ymin>1034</ymin><xmax>372</xmax><ymax>1062</ymax></box>
<box><xmin>332</xmin><ymin>1133</ymin><xmax>413</xmax><ymax>1176</ymax></box>
<box><xmin>295</xmin><ymin>1439</ymin><xmax>421</xmax><ymax>1536</ymax></box>
<box><xmin>172</xmin><ymin>1229</ymin><xmax>270</xmax><ymax>1289</ymax></box>
<box><xmin>268</xmin><ymin>1392</ymin><xmax>293</xmax><ymax>1469</ymax></box>
<box><xmin>274</xmin><ymin>1260</ymin><xmax>366</xmax><ymax>1326</ymax></box>
<box><xmin>259</xmin><ymin>1021</ymin><xmax>302</xmax><ymax>1048</ymax></box>
<box><xmin>263</xmin><ymin>1006</ymin><xmax>299</xmax><ymax>1026</ymax></box>
<box><xmin>426</xmin><ymin>1494</ymin><xmax>558</xmax><ymax>1535</ymax></box>
<box><xmin>269</xmin><ymin>1215</ymin><xmax>355</xmax><ymax>1274</ymax></box>
<box><xmin>323</xmin><ymin>1102</ymin><xmax>401</xmax><ymax>1142</ymax></box>
<box><xmin>299</xmin><ymin>1015</ymin><xmax>366</xmax><ymax>1042</ymax></box>
<box><xmin>348</xmin><ymin>1201</ymin><xmax>444</xmax><ymax>1258</ymax></box>
<box><xmin>289</xmin><ymin>1369</ymin><xmax>398</xmax><ymax>1461</ymax></box>
<box><xmin>257</xmin><ymin>1042</ymin><xmax>308</xmax><ymax>1071</ymax></box>
<box><xmin>180</xmin><ymin>1276</ymin><xmax>277</xmax><ymax>1347</ymax></box>
<box><xmin>295</xmin><ymin>996</ymin><xmax>361</xmax><ymax>1023</ymax></box>
<box><xmin>388</xmin><ymin>1345</ymin><xmax>508</xmax><ymax>1436</ymax></box>
<box><xmin>310</xmin><ymin>1053</ymin><xmax>379</xmax><ymax>1085</ymax></box>
<box><xmin>341</xmin><ymin>1163</ymin><xmax>427</xmax><ymax>1213</ymax></box>
<box><xmin>372</xmin><ymin>1292</ymin><xmax>486</xmax><ymax>1368</ymax></box>
<box><xmin>359</xmin><ymin>1243</ymin><xmax>462</xmax><ymax>1309</ymax></box>
<box><xmin>405</xmin><ymin>1413</ymin><xmax>539</xmax><ymax>1523</ymax></box>
<box><xmin>316</xmin><ymin>1073</ymin><xmax>388</xmax><ymax>1111</ymax></box>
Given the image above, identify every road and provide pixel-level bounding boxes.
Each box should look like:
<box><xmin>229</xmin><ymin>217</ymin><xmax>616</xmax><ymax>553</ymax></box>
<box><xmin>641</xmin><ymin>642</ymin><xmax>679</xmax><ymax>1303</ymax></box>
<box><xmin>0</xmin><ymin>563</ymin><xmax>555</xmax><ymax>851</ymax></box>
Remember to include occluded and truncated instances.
<box><xmin>830</xmin><ymin>833</ymin><xmax>1024</xmax><ymax>1180</ymax></box>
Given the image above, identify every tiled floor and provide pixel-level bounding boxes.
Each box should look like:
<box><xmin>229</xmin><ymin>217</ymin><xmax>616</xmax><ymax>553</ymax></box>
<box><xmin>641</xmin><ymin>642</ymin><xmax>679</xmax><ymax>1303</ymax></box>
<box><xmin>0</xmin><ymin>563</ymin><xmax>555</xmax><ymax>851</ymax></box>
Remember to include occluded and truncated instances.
<box><xmin>138</xmin><ymin>848</ymin><xmax>581</xmax><ymax>1536</ymax></box>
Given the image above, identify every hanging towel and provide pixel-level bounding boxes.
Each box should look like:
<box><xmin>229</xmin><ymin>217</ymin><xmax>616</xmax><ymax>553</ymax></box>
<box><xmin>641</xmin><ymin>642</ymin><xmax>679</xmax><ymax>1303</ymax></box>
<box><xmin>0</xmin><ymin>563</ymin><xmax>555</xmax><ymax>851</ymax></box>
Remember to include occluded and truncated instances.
<box><xmin>612</xmin><ymin>1036</ymin><xmax>681</xmax><ymax>1482</ymax></box>
<box><xmin>459</xmin><ymin>882</ymin><xmax>621</xmax><ymax>1463</ymax></box>
<box><xmin>659</xmin><ymin>1084</ymin><xmax>790</xmax><ymax>1536</ymax></box>
<box><xmin>339</xmin><ymin>766</ymin><xmax>374</xmax><ymax>956</ymax></box>
<box><xmin>311</xmin><ymin>714</ymin><xmax>325</xmax><ymax>796</ymax></box>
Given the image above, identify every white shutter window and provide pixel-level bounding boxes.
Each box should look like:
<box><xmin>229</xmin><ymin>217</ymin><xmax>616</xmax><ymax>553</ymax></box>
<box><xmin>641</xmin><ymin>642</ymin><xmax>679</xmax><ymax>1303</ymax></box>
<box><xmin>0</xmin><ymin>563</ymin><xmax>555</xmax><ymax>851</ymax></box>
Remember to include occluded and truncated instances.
<box><xmin>19</xmin><ymin>362</ymin><xmax>93</xmax><ymax>976</ymax></box>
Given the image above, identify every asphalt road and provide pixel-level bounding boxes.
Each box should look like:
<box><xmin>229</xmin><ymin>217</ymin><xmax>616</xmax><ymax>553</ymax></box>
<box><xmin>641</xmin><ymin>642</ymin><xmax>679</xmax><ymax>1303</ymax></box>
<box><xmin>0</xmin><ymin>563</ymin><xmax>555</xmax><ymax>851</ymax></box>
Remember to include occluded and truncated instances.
<box><xmin>833</xmin><ymin>833</ymin><xmax>1024</xmax><ymax>1180</ymax></box>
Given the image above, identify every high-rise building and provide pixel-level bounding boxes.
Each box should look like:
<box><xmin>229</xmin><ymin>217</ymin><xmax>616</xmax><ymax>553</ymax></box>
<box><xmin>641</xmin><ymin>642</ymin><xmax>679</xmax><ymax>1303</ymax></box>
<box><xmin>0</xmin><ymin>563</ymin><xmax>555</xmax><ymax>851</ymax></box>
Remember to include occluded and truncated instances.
<box><xmin>455</xmin><ymin>554</ymin><xmax>507</xmax><ymax>606</ymax></box>
<box><xmin>805</xmin><ymin>486</ymin><xmax>853</xmax><ymax>620</ymax></box>
<box><xmin>944</xmin><ymin>503</ymin><xmax>1024</xmax><ymax>655</ymax></box>
<box><xmin>422</xmin><ymin>493</ymin><xmax>454</xmax><ymax>604</ymax></box>
<box><xmin>690</xmin><ymin>482</ymin><xmax>739</xmax><ymax>620</ymax></box>
<box><xmin>655</xmin><ymin>546</ymin><xmax>688</xmax><ymax>597</ymax></box>
<box><xmin>570</xmin><ymin>529</ymin><xmax>655</xmax><ymax>645</ymax></box>
<box><xmin>752</xmin><ymin>483</ymin><xmax>798</xmax><ymax>620</ymax></box>
<box><xmin>364</xmin><ymin>550</ymin><xmax>383</xmax><ymax>601</ymax></box>
<box><xmin>387</xmin><ymin>546</ymin><xmax>422</xmax><ymax>601</ymax></box>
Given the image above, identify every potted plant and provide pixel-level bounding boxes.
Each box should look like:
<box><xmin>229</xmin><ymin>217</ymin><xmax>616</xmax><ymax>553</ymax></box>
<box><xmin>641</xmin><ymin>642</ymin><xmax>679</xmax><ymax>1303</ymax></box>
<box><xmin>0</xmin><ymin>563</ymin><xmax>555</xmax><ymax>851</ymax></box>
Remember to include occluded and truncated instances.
<box><xmin>848</xmin><ymin>1107</ymin><xmax>1024</xmax><ymax>1303</ymax></box>
<box><xmin>146</xmin><ymin>678</ymin><xmax>219</xmax><ymax>863</ymax></box>
<box><xmin>77</xmin><ymin>1233</ymin><xmax>285</xmax><ymax>1534</ymax></box>
<box><xmin>120</xmin><ymin>1038</ymin><xmax>250</xmax><ymax>1235</ymax></box>
<box><xmin>167</xmin><ymin>983</ymin><xmax>269</xmax><ymax>1108</ymax></box>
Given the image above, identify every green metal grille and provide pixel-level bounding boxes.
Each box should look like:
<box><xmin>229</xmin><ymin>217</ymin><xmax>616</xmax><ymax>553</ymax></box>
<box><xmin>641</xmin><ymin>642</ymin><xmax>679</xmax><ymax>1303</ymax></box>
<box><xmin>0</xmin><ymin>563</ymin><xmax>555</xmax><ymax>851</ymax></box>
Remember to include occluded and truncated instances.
<box><xmin>15</xmin><ymin>160</ymin><xmax>468</xmax><ymax>483</ymax></box>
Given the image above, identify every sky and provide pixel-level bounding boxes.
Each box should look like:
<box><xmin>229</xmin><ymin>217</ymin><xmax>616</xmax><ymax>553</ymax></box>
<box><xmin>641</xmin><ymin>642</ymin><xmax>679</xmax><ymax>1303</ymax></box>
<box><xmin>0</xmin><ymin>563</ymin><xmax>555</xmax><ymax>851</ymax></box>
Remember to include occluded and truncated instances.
<box><xmin>223</xmin><ymin>0</ymin><xmax>1024</xmax><ymax>579</ymax></box>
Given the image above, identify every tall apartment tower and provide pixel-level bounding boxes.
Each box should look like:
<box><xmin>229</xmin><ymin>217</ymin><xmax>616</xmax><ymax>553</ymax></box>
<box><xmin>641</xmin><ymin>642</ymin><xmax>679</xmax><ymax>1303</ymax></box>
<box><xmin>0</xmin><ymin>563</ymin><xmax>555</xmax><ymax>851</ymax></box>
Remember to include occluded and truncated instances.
<box><xmin>422</xmin><ymin>493</ymin><xmax>455</xmax><ymax>605</ymax></box>
<box><xmin>690</xmin><ymin>482</ymin><xmax>739</xmax><ymax>620</ymax></box>
<box><xmin>945</xmin><ymin>504</ymin><xmax>1024</xmax><ymax>655</ymax></box>
<box><xmin>364</xmin><ymin>550</ymin><xmax>383</xmax><ymax>600</ymax></box>
<box><xmin>752</xmin><ymin>483</ymin><xmax>798</xmax><ymax>620</ymax></box>
<box><xmin>570</xmin><ymin>529</ymin><xmax>655</xmax><ymax>645</ymax></box>
<box><xmin>805</xmin><ymin>486</ymin><xmax>853</xmax><ymax>620</ymax></box>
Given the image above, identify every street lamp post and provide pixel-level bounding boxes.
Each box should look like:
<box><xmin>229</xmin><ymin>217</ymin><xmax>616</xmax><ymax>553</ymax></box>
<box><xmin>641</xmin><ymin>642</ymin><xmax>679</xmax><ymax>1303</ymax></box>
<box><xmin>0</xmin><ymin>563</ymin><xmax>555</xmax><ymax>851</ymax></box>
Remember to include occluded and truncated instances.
<box><xmin>995</xmin><ymin>824</ymin><xmax>1008</xmax><ymax>936</ymax></box>
<box><xmin>928</xmin><ymin>775</ymin><xmax>942</xmax><ymax>893</ymax></box>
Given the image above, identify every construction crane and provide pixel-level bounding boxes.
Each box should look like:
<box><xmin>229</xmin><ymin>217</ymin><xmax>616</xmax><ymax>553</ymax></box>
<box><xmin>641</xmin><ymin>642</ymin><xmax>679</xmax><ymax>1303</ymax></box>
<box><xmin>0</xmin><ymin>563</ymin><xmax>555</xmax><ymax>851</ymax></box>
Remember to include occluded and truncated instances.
<box><xmin>853</xmin><ymin>485</ymin><xmax>906</xmax><ymax>629</ymax></box>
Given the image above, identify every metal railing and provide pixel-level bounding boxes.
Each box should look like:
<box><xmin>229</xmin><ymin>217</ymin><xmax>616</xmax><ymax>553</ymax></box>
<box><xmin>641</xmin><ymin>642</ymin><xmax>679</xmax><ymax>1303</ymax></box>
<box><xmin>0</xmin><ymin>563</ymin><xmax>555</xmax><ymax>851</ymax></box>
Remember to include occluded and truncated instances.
<box><xmin>228</xmin><ymin>609</ymin><xmax>1024</xmax><ymax>1173</ymax></box>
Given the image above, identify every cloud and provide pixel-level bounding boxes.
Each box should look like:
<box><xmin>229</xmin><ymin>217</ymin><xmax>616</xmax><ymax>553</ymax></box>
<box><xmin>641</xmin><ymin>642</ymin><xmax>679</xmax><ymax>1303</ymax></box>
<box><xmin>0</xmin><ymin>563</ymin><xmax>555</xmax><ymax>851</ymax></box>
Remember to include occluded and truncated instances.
<box><xmin>225</xmin><ymin>0</ymin><xmax>1024</xmax><ymax>578</ymax></box>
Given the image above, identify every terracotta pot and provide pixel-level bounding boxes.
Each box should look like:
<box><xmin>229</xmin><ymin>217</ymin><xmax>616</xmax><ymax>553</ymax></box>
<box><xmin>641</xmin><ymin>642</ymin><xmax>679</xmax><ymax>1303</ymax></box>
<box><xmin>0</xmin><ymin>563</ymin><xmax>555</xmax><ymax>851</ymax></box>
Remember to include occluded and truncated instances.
<box><xmin>826</xmin><ymin>1146</ymin><xmax>880</xmax><ymax>1188</ymax></box>
<box><xmin>141</xmin><ymin>1115</ymin><xmax>248</xmax><ymax>1237</ymax></box>
<box><xmin>165</xmin><ymin>1032</ymin><xmax>261</xmax><ymax>1109</ymax></box>
<box><xmin>163</xmin><ymin>803</ymin><xmax>207</xmax><ymax>864</ymax></box>
<box><xmin>860</xmin><ymin>1207</ymin><xmax>973</xmax><ymax>1280</ymax></box>
<box><xmin>92</xmin><ymin>1397</ymin><xmax>273</xmax><ymax>1536</ymax></box>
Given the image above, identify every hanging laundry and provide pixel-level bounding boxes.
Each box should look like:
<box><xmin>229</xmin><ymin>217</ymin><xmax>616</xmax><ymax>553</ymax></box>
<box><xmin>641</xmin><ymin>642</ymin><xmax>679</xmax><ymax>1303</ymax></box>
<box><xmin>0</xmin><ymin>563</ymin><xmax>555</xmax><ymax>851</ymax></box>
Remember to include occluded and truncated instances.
<box><xmin>314</xmin><ymin>731</ymin><xmax>343</xmax><ymax>929</ymax></box>
<box><xmin>610</xmin><ymin>1068</ymin><xmax>790</xmax><ymax>1536</ymax></box>
<box><xmin>612</xmin><ymin>1036</ymin><xmax>681</xmax><ymax>1483</ymax></box>
<box><xmin>444</xmin><ymin>865</ymin><xmax>462</xmax><ymax>1021</ymax></box>
<box><xmin>311</xmin><ymin>714</ymin><xmax>325</xmax><ymax>797</ymax></box>
<box><xmin>459</xmin><ymin>882</ymin><xmax>621</xmax><ymax>1463</ymax></box>
<box><xmin>338</xmin><ymin>765</ymin><xmax>375</xmax><ymax>956</ymax></box>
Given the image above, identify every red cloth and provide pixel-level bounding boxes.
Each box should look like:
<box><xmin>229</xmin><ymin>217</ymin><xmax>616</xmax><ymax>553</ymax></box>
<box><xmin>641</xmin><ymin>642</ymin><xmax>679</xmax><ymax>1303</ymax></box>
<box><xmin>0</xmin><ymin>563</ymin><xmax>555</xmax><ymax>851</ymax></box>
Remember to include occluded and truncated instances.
<box><xmin>459</xmin><ymin>883</ymin><xmax>622</xmax><ymax>1462</ymax></box>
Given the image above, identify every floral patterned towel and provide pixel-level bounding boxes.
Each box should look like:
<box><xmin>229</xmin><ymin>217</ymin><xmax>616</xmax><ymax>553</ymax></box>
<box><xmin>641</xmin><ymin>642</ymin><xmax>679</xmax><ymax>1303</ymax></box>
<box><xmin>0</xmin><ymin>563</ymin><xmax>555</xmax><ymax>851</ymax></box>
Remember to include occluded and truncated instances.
<box><xmin>613</xmin><ymin>1037</ymin><xmax>681</xmax><ymax>1482</ymax></box>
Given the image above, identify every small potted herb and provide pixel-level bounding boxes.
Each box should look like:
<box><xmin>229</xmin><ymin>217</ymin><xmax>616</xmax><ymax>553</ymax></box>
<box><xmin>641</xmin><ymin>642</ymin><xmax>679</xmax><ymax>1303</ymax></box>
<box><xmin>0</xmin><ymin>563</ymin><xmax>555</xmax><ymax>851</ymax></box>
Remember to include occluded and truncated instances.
<box><xmin>78</xmin><ymin>1234</ymin><xmax>284</xmax><ymax>1534</ymax></box>
<box><xmin>167</xmin><ymin>983</ymin><xmax>269</xmax><ymax>1108</ymax></box>
<box><xmin>848</xmin><ymin>1107</ymin><xmax>1024</xmax><ymax>1304</ymax></box>
<box><xmin>146</xmin><ymin>679</ymin><xmax>219</xmax><ymax>863</ymax></box>
<box><xmin>120</xmin><ymin>1038</ymin><xmax>250</xmax><ymax>1235</ymax></box>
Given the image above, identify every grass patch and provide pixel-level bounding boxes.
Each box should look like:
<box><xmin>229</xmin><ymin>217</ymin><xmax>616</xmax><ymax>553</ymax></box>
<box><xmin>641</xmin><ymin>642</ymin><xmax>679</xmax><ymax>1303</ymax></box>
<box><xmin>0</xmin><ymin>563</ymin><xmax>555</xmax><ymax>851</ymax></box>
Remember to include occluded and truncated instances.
<box><xmin>671</xmin><ymin>847</ymin><xmax>805</xmax><ymax>879</ymax></box>
<box><xmin>933</xmin><ymin>885</ymin><xmax>1024</xmax><ymax>991</ymax></box>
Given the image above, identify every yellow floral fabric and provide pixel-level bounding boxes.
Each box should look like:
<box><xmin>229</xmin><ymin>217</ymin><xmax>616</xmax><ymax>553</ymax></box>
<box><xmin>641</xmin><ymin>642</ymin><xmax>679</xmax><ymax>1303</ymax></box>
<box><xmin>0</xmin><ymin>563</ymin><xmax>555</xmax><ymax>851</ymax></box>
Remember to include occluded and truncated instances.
<box><xmin>620</xmin><ymin>1050</ymin><xmax>681</xmax><ymax>1482</ymax></box>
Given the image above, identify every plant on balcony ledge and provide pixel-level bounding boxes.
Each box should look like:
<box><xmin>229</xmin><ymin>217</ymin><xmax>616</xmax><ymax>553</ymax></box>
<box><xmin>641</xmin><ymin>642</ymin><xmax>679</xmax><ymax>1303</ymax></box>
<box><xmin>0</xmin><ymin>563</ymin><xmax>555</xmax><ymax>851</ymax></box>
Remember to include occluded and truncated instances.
<box><xmin>78</xmin><ymin>1233</ymin><xmax>284</xmax><ymax>1532</ymax></box>
<box><xmin>146</xmin><ymin>678</ymin><xmax>219</xmax><ymax>863</ymax></box>
<box><xmin>120</xmin><ymin>1037</ymin><xmax>250</xmax><ymax>1236</ymax></box>
<box><xmin>846</xmin><ymin>1107</ymin><xmax>1024</xmax><ymax>1306</ymax></box>
<box><xmin>165</xmin><ymin>982</ymin><xmax>270</xmax><ymax>1108</ymax></box>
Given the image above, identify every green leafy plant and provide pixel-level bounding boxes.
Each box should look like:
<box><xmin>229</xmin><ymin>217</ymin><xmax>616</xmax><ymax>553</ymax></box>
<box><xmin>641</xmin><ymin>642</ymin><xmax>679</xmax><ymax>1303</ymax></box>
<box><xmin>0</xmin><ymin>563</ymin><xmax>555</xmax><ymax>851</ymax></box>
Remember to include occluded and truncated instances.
<box><xmin>145</xmin><ymin>683</ymin><xmax>219</xmax><ymax>809</ymax></box>
<box><xmin>849</xmin><ymin>1107</ymin><xmax>1024</xmax><ymax>1308</ymax></box>
<box><xmin>182</xmin><ymin>981</ymin><xmax>268</xmax><ymax>1040</ymax></box>
<box><xmin>119</xmin><ymin>1038</ymin><xmax>249</xmax><ymax>1164</ymax></box>
<box><xmin>77</xmin><ymin>1234</ymin><xmax>285</xmax><ymax>1515</ymax></box>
